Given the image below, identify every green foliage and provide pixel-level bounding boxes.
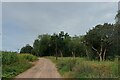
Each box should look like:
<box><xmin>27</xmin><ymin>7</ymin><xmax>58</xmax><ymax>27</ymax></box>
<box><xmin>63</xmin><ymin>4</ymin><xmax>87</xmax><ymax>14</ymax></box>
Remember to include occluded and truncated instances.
<box><xmin>20</xmin><ymin>8</ymin><xmax>120</xmax><ymax>60</ymax></box>
<box><xmin>56</xmin><ymin>58</ymin><xmax>77</xmax><ymax>75</ymax></box>
<box><xmin>31</xmin><ymin>31</ymin><xmax>86</xmax><ymax>58</ymax></box>
<box><xmin>2</xmin><ymin>51</ymin><xmax>38</xmax><ymax>78</ymax></box>
<box><xmin>56</xmin><ymin>60</ymin><xmax>70</xmax><ymax>75</ymax></box>
<box><xmin>2</xmin><ymin>62</ymin><xmax>32</xmax><ymax>78</ymax></box>
<box><xmin>48</xmin><ymin>57</ymin><xmax>118</xmax><ymax>78</ymax></box>
<box><xmin>69</xmin><ymin>36</ymin><xmax>86</xmax><ymax>57</ymax></box>
<box><xmin>38</xmin><ymin>34</ymin><xmax>51</xmax><ymax>56</ymax></box>
<box><xmin>20</xmin><ymin>23</ymin><xmax>120</xmax><ymax>61</ymax></box>
<box><xmin>18</xmin><ymin>54</ymin><xmax>38</xmax><ymax>62</ymax></box>
<box><xmin>84</xmin><ymin>23</ymin><xmax>118</xmax><ymax>61</ymax></box>
<box><xmin>72</xmin><ymin>62</ymin><xmax>116</xmax><ymax>78</ymax></box>
<box><xmin>2</xmin><ymin>51</ymin><xmax>19</xmax><ymax>65</ymax></box>
<box><xmin>20</xmin><ymin>44</ymin><xmax>33</xmax><ymax>54</ymax></box>
<box><xmin>33</xmin><ymin>34</ymin><xmax>51</xmax><ymax>56</ymax></box>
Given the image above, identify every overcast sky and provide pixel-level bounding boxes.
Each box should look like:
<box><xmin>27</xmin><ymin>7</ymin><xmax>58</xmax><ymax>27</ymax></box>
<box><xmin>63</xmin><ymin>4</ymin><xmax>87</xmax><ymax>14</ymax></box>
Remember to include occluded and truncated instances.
<box><xmin>2</xmin><ymin>2</ymin><xmax>118</xmax><ymax>52</ymax></box>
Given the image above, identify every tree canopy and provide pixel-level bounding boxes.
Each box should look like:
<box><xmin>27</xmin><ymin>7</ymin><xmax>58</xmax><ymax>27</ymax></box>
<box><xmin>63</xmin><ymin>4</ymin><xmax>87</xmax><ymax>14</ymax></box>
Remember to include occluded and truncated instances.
<box><xmin>20</xmin><ymin>44</ymin><xmax>33</xmax><ymax>54</ymax></box>
<box><xmin>20</xmin><ymin>12</ymin><xmax>120</xmax><ymax>61</ymax></box>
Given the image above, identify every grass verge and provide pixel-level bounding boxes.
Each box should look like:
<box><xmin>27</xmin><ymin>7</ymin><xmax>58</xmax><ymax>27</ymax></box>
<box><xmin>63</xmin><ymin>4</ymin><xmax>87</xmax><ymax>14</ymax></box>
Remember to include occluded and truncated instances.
<box><xmin>2</xmin><ymin>52</ymin><xmax>38</xmax><ymax>78</ymax></box>
<box><xmin>47</xmin><ymin>56</ymin><xmax>118</xmax><ymax>78</ymax></box>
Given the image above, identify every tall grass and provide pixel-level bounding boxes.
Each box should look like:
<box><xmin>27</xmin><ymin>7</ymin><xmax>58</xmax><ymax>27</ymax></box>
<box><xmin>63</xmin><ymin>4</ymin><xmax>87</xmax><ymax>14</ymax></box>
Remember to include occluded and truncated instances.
<box><xmin>48</xmin><ymin>57</ymin><xmax>118</xmax><ymax>78</ymax></box>
<box><xmin>18</xmin><ymin>53</ymin><xmax>38</xmax><ymax>62</ymax></box>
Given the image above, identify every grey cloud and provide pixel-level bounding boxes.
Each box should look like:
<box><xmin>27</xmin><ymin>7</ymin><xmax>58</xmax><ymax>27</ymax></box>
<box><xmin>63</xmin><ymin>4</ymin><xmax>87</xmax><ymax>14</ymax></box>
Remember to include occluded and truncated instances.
<box><xmin>2</xmin><ymin>2</ymin><xmax>117</xmax><ymax>51</ymax></box>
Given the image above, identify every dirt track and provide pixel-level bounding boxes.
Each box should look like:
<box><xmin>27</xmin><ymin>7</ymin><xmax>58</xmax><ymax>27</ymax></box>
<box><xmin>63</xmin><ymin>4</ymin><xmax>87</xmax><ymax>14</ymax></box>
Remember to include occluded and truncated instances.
<box><xmin>15</xmin><ymin>58</ymin><xmax>61</xmax><ymax>78</ymax></box>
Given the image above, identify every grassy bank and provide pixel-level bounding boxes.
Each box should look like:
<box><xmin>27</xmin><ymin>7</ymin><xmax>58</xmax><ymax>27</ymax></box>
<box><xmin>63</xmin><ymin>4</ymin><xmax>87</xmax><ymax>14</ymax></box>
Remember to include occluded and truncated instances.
<box><xmin>48</xmin><ymin>56</ymin><xmax>118</xmax><ymax>78</ymax></box>
<box><xmin>2</xmin><ymin>52</ymin><xmax>38</xmax><ymax>78</ymax></box>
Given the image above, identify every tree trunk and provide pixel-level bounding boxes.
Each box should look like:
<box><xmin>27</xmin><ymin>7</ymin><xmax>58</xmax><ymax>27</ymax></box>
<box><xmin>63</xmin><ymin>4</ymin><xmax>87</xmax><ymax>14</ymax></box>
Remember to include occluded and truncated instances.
<box><xmin>103</xmin><ymin>48</ymin><xmax>106</xmax><ymax>61</ymax></box>
<box><xmin>72</xmin><ymin>51</ymin><xmax>73</xmax><ymax>57</ymax></box>
<box><xmin>99</xmin><ymin>54</ymin><xmax>103</xmax><ymax>61</ymax></box>
<box><xmin>60</xmin><ymin>50</ymin><xmax>63</xmax><ymax>57</ymax></box>
<box><xmin>74</xmin><ymin>53</ymin><xmax>75</xmax><ymax>58</ymax></box>
<box><xmin>72</xmin><ymin>51</ymin><xmax>75</xmax><ymax>58</ymax></box>
<box><xmin>55</xmin><ymin>42</ymin><xmax>58</xmax><ymax>60</ymax></box>
<box><xmin>86</xmin><ymin>48</ymin><xmax>89</xmax><ymax>60</ymax></box>
<box><xmin>92</xmin><ymin>46</ymin><xmax>102</xmax><ymax>61</ymax></box>
<box><xmin>99</xmin><ymin>52</ymin><xmax>103</xmax><ymax>61</ymax></box>
<box><xmin>99</xmin><ymin>44</ymin><xmax>103</xmax><ymax>61</ymax></box>
<box><xmin>55</xmin><ymin>51</ymin><xmax>57</xmax><ymax>60</ymax></box>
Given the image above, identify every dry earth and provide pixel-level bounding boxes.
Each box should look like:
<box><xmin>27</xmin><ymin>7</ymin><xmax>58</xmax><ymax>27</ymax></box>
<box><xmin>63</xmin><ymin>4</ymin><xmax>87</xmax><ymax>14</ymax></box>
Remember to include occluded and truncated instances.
<box><xmin>15</xmin><ymin>58</ymin><xmax>61</xmax><ymax>78</ymax></box>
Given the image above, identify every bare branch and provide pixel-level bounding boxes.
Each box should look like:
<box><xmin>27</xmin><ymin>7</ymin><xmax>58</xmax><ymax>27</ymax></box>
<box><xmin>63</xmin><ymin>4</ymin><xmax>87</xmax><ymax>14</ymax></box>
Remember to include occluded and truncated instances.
<box><xmin>92</xmin><ymin>46</ymin><xmax>100</xmax><ymax>55</ymax></box>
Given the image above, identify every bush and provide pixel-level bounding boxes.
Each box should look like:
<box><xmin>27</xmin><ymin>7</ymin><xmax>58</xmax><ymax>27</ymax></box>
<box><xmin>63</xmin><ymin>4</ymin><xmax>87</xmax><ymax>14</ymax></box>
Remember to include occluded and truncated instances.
<box><xmin>18</xmin><ymin>54</ymin><xmax>38</xmax><ymax>62</ymax></box>
<box><xmin>67</xmin><ymin>58</ymin><xmax>77</xmax><ymax>71</ymax></box>
<box><xmin>56</xmin><ymin>58</ymin><xmax>77</xmax><ymax>75</ymax></box>
<box><xmin>2</xmin><ymin>51</ymin><xmax>18</xmax><ymax>65</ymax></box>
<box><xmin>2</xmin><ymin>52</ymin><xmax>38</xmax><ymax>78</ymax></box>
<box><xmin>2</xmin><ymin>62</ymin><xmax>32</xmax><ymax>78</ymax></box>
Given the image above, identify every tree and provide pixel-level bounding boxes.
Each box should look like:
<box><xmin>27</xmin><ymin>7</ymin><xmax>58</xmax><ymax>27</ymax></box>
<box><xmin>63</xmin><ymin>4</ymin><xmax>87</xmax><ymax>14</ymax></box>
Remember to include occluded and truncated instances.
<box><xmin>33</xmin><ymin>39</ymin><xmax>40</xmax><ymax>56</ymax></box>
<box><xmin>58</xmin><ymin>31</ymin><xmax>64</xmax><ymax>57</ymax></box>
<box><xmin>38</xmin><ymin>34</ymin><xmax>51</xmax><ymax>56</ymax></box>
<box><xmin>69</xmin><ymin>35</ymin><xmax>86</xmax><ymax>57</ymax></box>
<box><xmin>110</xmin><ymin>24</ymin><xmax>120</xmax><ymax>57</ymax></box>
<box><xmin>84</xmin><ymin>23</ymin><xmax>114</xmax><ymax>61</ymax></box>
<box><xmin>115</xmin><ymin>10</ymin><xmax>120</xmax><ymax>24</ymax></box>
<box><xmin>62</xmin><ymin>33</ymin><xmax>71</xmax><ymax>57</ymax></box>
<box><xmin>31</xmin><ymin>31</ymin><xmax>86</xmax><ymax>58</ymax></box>
<box><xmin>32</xmin><ymin>34</ymin><xmax>51</xmax><ymax>56</ymax></box>
<box><xmin>50</xmin><ymin>31</ymin><xmax>71</xmax><ymax>58</ymax></box>
<box><xmin>20</xmin><ymin>44</ymin><xmax>33</xmax><ymax>54</ymax></box>
<box><xmin>51</xmin><ymin>33</ymin><xmax>59</xmax><ymax>60</ymax></box>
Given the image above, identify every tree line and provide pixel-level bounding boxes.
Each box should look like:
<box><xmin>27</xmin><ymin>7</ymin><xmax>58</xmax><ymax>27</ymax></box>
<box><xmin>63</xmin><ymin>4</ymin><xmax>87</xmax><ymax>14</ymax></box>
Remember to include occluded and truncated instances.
<box><xmin>20</xmin><ymin>23</ymin><xmax>120</xmax><ymax>61</ymax></box>
<box><xmin>20</xmin><ymin>31</ymin><xmax>86</xmax><ymax>58</ymax></box>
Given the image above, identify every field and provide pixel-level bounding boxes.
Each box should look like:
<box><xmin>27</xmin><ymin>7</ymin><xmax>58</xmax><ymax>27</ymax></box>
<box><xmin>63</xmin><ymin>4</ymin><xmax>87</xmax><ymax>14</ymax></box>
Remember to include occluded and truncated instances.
<box><xmin>2</xmin><ymin>51</ymin><xmax>38</xmax><ymax>78</ymax></box>
<box><xmin>1</xmin><ymin>51</ymin><xmax>119</xmax><ymax>78</ymax></box>
<box><xmin>48</xmin><ymin>56</ymin><xmax>119</xmax><ymax>78</ymax></box>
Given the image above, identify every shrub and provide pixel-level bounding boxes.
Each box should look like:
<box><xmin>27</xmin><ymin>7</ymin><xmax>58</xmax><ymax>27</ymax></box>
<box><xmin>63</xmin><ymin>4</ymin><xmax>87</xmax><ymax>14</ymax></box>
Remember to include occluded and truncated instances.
<box><xmin>2</xmin><ymin>51</ymin><xmax>18</xmax><ymax>65</ymax></box>
<box><xmin>56</xmin><ymin>58</ymin><xmax>77</xmax><ymax>75</ymax></box>
<box><xmin>57</xmin><ymin>58</ymin><xmax>77</xmax><ymax>71</ymax></box>
<box><xmin>67</xmin><ymin>58</ymin><xmax>77</xmax><ymax>71</ymax></box>
<box><xmin>18</xmin><ymin>54</ymin><xmax>38</xmax><ymax>62</ymax></box>
<box><xmin>2</xmin><ymin>52</ymin><xmax>38</xmax><ymax>78</ymax></box>
<box><xmin>2</xmin><ymin>62</ymin><xmax>32</xmax><ymax>78</ymax></box>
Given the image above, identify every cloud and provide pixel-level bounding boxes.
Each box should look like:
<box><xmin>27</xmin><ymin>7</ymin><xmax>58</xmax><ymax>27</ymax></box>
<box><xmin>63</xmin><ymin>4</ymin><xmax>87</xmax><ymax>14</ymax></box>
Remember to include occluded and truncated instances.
<box><xmin>2</xmin><ymin>2</ymin><xmax>117</xmax><ymax>51</ymax></box>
